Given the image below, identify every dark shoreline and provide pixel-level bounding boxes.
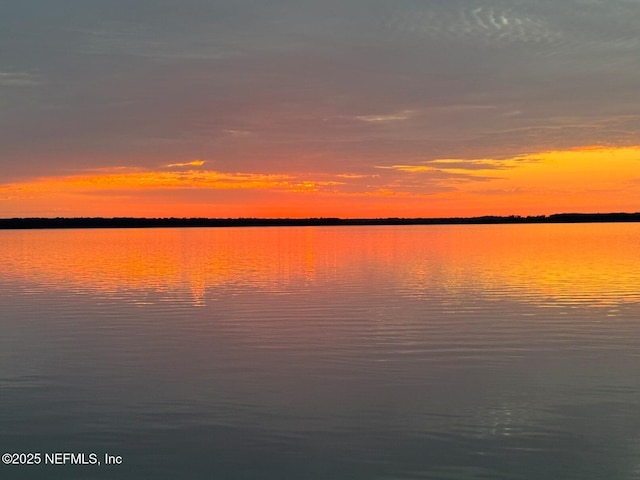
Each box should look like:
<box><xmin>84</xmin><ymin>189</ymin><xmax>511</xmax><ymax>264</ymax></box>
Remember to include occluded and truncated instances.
<box><xmin>1</xmin><ymin>212</ymin><xmax>640</xmax><ymax>229</ymax></box>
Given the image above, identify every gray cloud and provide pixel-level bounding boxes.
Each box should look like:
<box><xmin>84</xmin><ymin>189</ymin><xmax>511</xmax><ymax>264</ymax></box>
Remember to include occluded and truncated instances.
<box><xmin>0</xmin><ymin>72</ymin><xmax>41</xmax><ymax>87</ymax></box>
<box><xmin>1</xmin><ymin>0</ymin><xmax>638</xmax><ymax>181</ymax></box>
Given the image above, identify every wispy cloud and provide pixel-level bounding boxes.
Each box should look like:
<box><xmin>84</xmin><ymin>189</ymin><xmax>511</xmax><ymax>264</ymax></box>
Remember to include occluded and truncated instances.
<box><xmin>377</xmin><ymin>157</ymin><xmax>516</xmax><ymax>174</ymax></box>
<box><xmin>0</xmin><ymin>168</ymin><xmax>347</xmax><ymax>198</ymax></box>
<box><xmin>0</xmin><ymin>72</ymin><xmax>41</xmax><ymax>87</ymax></box>
<box><xmin>385</xmin><ymin>3</ymin><xmax>562</xmax><ymax>48</ymax></box>
<box><xmin>355</xmin><ymin>110</ymin><xmax>415</xmax><ymax>123</ymax></box>
<box><xmin>166</xmin><ymin>160</ymin><xmax>206</xmax><ymax>168</ymax></box>
<box><xmin>427</xmin><ymin>159</ymin><xmax>515</xmax><ymax>170</ymax></box>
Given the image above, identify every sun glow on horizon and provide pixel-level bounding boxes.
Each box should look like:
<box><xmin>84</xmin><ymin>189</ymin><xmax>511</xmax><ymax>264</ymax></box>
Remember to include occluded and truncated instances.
<box><xmin>1</xmin><ymin>145</ymin><xmax>639</xmax><ymax>218</ymax></box>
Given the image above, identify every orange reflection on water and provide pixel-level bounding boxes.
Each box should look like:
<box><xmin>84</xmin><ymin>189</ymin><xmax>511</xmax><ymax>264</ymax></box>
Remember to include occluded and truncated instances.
<box><xmin>1</xmin><ymin>224</ymin><xmax>639</xmax><ymax>308</ymax></box>
<box><xmin>0</xmin><ymin>228</ymin><xmax>333</xmax><ymax>305</ymax></box>
<box><xmin>394</xmin><ymin>223</ymin><xmax>640</xmax><ymax>308</ymax></box>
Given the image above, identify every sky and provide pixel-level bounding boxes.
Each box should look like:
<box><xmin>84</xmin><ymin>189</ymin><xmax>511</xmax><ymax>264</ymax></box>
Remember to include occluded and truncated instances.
<box><xmin>1</xmin><ymin>0</ymin><xmax>639</xmax><ymax>218</ymax></box>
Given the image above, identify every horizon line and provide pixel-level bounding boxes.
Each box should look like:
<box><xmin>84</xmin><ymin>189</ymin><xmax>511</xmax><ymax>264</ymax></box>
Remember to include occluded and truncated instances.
<box><xmin>2</xmin><ymin>212</ymin><xmax>640</xmax><ymax>229</ymax></box>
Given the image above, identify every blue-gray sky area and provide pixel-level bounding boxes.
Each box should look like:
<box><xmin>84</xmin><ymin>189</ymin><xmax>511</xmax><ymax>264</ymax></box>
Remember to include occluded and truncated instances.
<box><xmin>1</xmin><ymin>0</ymin><xmax>639</xmax><ymax>217</ymax></box>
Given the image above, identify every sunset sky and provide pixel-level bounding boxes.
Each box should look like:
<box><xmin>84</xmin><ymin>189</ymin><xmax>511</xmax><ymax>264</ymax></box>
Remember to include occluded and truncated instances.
<box><xmin>1</xmin><ymin>0</ymin><xmax>639</xmax><ymax>218</ymax></box>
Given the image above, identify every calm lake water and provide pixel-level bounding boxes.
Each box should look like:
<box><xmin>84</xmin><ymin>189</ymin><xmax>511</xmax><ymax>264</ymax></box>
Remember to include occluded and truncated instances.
<box><xmin>1</xmin><ymin>224</ymin><xmax>640</xmax><ymax>479</ymax></box>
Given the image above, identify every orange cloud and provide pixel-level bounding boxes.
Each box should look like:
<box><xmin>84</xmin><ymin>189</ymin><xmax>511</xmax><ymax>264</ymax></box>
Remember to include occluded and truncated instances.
<box><xmin>1</xmin><ymin>145</ymin><xmax>639</xmax><ymax>218</ymax></box>
<box><xmin>0</xmin><ymin>168</ymin><xmax>353</xmax><ymax>207</ymax></box>
<box><xmin>166</xmin><ymin>160</ymin><xmax>206</xmax><ymax>168</ymax></box>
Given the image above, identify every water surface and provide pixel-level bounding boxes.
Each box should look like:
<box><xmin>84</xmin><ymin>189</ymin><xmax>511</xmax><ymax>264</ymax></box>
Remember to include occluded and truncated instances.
<box><xmin>1</xmin><ymin>224</ymin><xmax>640</xmax><ymax>479</ymax></box>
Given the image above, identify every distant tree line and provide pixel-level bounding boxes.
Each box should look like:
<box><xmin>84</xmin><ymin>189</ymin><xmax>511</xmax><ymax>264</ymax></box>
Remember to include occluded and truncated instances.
<box><xmin>1</xmin><ymin>213</ymin><xmax>640</xmax><ymax>230</ymax></box>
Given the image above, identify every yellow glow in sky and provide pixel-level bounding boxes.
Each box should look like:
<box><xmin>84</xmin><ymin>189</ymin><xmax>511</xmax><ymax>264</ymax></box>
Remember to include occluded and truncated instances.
<box><xmin>1</xmin><ymin>145</ymin><xmax>639</xmax><ymax>218</ymax></box>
